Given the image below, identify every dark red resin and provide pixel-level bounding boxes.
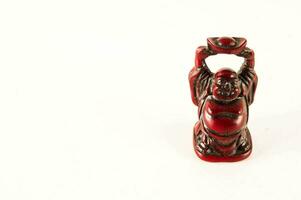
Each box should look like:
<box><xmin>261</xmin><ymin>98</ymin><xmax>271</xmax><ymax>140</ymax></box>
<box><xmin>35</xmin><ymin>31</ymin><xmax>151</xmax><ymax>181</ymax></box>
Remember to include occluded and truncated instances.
<box><xmin>189</xmin><ymin>37</ymin><xmax>258</xmax><ymax>162</ymax></box>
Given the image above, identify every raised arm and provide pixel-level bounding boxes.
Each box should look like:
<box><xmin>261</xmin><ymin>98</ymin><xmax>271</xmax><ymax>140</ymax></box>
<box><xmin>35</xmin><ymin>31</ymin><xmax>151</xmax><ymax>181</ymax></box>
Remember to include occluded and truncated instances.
<box><xmin>237</xmin><ymin>47</ymin><xmax>258</xmax><ymax>105</ymax></box>
<box><xmin>188</xmin><ymin>46</ymin><xmax>213</xmax><ymax>106</ymax></box>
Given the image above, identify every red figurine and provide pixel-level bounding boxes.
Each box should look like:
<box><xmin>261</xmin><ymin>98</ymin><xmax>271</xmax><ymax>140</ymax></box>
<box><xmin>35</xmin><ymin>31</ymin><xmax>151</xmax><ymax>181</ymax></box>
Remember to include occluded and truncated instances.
<box><xmin>189</xmin><ymin>37</ymin><xmax>258</xmax><ymax>162</ymax></box>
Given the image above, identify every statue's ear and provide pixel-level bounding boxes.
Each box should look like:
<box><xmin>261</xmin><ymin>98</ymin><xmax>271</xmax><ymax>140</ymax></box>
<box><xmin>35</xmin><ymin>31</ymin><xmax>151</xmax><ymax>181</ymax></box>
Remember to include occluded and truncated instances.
<box><xmin>207</xmin><ymin>37</ymin><xmax>247</xmax><ymax>54</ymax></box>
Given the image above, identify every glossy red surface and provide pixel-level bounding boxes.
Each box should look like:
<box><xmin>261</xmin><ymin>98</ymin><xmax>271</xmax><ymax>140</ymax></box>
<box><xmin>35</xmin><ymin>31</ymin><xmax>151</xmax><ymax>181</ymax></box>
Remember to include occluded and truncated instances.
<box><xmin>202</xmin><ymin>97</ymin><xmax>247</xmax><ymax>134</ymax></box>
<box><xmin>217</xmin><ymin>37</ymin><xmax>236</xmax><ymax>47</ymax></box>
<box><xmin>207</xmin><ymin>37</ymin><xmax>247</xmax><ymax>54</ymax></box>
<box><xmin>189</xmin><ymin>37</ymin><xmax>258</xmax><ymax>162</ymax></box>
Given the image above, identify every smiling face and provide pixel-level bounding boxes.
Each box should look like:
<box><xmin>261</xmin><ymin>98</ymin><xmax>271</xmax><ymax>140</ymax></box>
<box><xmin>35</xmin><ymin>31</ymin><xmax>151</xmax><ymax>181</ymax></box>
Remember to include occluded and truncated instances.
<box><xmin>212</xmin><ymin>68</ymin><xmax>241</xmax><ymax>101</ymax></box>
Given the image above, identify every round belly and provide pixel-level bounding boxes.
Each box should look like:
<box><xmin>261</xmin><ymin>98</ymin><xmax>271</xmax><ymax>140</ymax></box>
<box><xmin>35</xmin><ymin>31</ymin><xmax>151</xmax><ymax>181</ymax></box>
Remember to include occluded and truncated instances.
<box><xmin>202</xmin><ymin>97</ymin><xmax>247</xmax><ymax>134</ymax></box>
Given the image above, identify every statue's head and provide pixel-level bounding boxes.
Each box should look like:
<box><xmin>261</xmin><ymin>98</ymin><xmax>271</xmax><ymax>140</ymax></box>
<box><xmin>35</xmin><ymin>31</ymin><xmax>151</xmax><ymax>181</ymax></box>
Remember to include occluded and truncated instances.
<box><xmin>212</xmin><ymin>68</ymin><xmax>241</xmax><ymax>101</ymax></box>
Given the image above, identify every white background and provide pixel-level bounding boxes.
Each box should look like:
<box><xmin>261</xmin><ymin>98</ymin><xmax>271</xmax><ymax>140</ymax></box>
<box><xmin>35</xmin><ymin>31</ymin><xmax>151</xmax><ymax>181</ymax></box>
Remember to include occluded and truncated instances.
<box><xmin>0</xmin><ymin>0</ymin><xmax>301</xmax><ymax>199</ymax></box>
